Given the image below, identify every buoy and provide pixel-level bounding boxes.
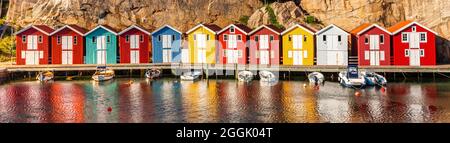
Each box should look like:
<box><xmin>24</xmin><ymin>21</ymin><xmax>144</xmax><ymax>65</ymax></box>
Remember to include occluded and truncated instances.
<box><xmin>303</xmin><ymin>84</ymin><xmax>307</xmax><ymax>87</ymax></box>
<box><xmin>380</xmin><ymin>87</ymin><xmax>386</xmax><ymax>93</ymax></box>
<box><xmin>355</xmin><ymin>92</ymin><xmax>361</xmax><ymax>96</ymax></box>
<box><xmin>107</xmin><ymin>107</ymin><xmax>112</xmax><ymax>112</ymax></box>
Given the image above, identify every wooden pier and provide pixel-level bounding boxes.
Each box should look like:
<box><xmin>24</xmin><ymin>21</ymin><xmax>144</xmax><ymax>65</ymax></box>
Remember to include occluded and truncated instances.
<box><xmin>3</xmin><ymin>64</ymin><xmax>450</xmax><ymax>73</ymax></box>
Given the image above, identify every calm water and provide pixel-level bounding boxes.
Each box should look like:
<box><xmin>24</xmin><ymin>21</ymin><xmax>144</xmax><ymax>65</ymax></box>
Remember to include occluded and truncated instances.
<box><xmin>1</xmin><ymin>78</ymin><xmax>450</xmax><ymax>123</ymax></box>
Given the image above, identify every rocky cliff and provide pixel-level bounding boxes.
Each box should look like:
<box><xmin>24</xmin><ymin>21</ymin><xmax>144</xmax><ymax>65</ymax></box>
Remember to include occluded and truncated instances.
<box><xmin>5</xmin><ymin>0</ymin><xmax>450</xmax><ymax>63</ymax></box>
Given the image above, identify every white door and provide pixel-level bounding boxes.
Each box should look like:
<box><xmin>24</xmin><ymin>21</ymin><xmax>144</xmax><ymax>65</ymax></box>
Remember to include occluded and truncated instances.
<box><xmin>292</xmin><ymin>51</ymin><xmax>303</xmax><ymax>65</ymax></box>
<box><xmin>227</xmin><ymin>50</ymin><xmax>238</xmax><ymax>64</ymax></box>
<box><xmin>198</xmin><ymin>49</ymin><xmax>206</xmax><ymax>63</ymax></box>
<box><xmin>369</xmin><ymin>35</ymin><xmax>379</xmax><ymax>50</ymax></box>
<box><xmin>228</xmin><ymin>35</ymin><xmax>237</xmax><ymax>49</ymax></box>
<box><xmin>369</xmin><ymin>51</ymin><xmax>380</xmax><ymax>66</ymax></box>
<box><xmin>259</xmin><ymin>35</ymin><xmax>269</xmax><ymax>49</ymax></box>
<box><xmin>181</xmin><ymin>49</ymin><xmax>189</xmax><ymax>63</ymax></box>
<box><xmin>62</xmin><ymin>36</ymin><xmax>73</xmax><ymax>64</ymax></box>
<box><xmin>25</xmin><ymin>51</ymin><xmax>39</xmax><ymax>65</ymax></box>
<box><xmin>293</xmin><ymin>35</ymin><xmax>303</xmax><ymax>50</ymax></box>
<box><xmin>259</xmin><ymin>50</ymin><xmax>269</xmax><ymax>65</ymax></box>
<box><xmin>163</xmin><ymin>49</ymin><xmax>172</xmax><ymax>63</ymax></box>
<box><xmin>409</xmin><ymin>33</ymin><xmax>420</xmax><ymax>48</ymax></box>
<box><xmin>130</xmin><ymin>50</ymin><xmax>139</xmax><ymax>64</ymax></box>
<box><xmin>27</xmin><ymin>35</ymin><xmax>38</xmax><ymax>50</ymax></box>
<box><xmin>327</xmin><ymin>35</ymin><xmax>337</xmax><ymax>50</ymax></box>
<box><xmin>96</xmin><ymin>36</ymin><xmax>106</xmax><ymax>64</ymax></box>
<box><xmin>409</xmin><ymin>49</ymin><xmax>421</xmax><ymax>66</ymax></box>
<box><xmin>327</xmin><ymin>51</ymin><xmax>337</xmax><ymax>65</ymax></box>
<box><xmin>197</xmin><ymin>34</ymin><xmax>206</xmax><ymax>48</ymax></box>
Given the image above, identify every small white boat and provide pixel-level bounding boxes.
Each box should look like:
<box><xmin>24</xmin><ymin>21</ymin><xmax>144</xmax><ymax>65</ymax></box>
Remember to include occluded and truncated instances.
<box><xmin>36</xmin><ymin>71</ymin><xmax>54</xmax><ymax>82</ymax></box>
<box><xmin>308</xmin><ymin>72</ymin><xmax>325</xmax><ymax>85</ymax></box>
<box><xmin>145</xmin><ymin>68</ymin><xmax>162</xmax><ymax>79</ymax></box>
<box><xmin>259</xmin><ymin>71</ymin><xmax>277</xmax><ymax>82</ymax></box>
<box><xmin>338</xmin><ymin>71</ymin><xmax>366</xmax><ymax>88</ymax></box>
<box><xmin>362</xmin><ymin>71</ymin><xmax>387</xmax><ymax>86</ymax></box>
<box><xmin>238</xmin><ymin>71</ymin><xmax>254</xmax><ymax>82</ymax></box>
<box><xmin>92</xmin><ymin>67</ymin><xmax>115</xmax><ymax>82</ymax></box>
<box><xmin>180</xmin><ymin>71</ymin><xmax>202</xmax><ymax>81</ymax></box>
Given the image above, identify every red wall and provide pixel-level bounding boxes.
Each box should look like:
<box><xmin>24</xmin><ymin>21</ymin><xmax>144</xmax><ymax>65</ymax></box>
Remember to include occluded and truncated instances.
<box><xmin>355</xmin><ymin>27</ymin><xmax>391</xmax><ymax>66</ymax></box>
<box><xmin>217</xmin><ymin>28</ymin><xmax>248</xmax><ymax>64</ymax></box>
<box><xmin>392</xmin><ymin>24</ymin><xmax>436</xmax><ymax>66</ymax></box>
<box><xmin>51</xmin><ymin>28</ymin><xmax>84</xmax><ymax>64</ymax></box>
<box><xmin>16</xmin><ymin>28</ymin><xmax>50</xmax><ymax>65</ymax></box>
<box><xmin>249</xmin><ymin>28</ymin><xmax>280</xmax><ymax>65</ymax></box>
<box><xmin>118</xmin><ymin>28</ymin><xmax>150</xmax><ymax>64</ymax></box>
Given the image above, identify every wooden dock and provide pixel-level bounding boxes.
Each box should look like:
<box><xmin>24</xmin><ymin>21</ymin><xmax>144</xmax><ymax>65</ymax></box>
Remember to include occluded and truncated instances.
<box><xmin>3</xmin><ymin>64</ymin><xmax>450</xmax><ymax>73</ymax></box>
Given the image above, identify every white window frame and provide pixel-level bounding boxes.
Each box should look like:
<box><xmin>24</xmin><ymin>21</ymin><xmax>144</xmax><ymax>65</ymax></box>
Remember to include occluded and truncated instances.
<box><xmin>237</xmin><ymin>35</ymin><xmax>242</xmax><ymax>41</ymax></box>
<box><xmin>364</xmin><ymin>36</ymin><xmax>369</xmax><ymax>45</ymax></box>
<box><xmin>365</xmin><ymin>51</ymin><xmax>370</xmax><ymax>60</ymax></box>
<box><xmin>402</xmin><ymin>33</ymin><xmax>408</xmax><ymax>43</ymax></box>
<box><xmin>412</xmin><ymin>26</ymin><xmax>416</xmax><ymax>32</ymax></box>
<box><xmin>223</xmin><ymin>34</ymin><xmax>228</xmax><ymax>41</ymax></box>
<box><xmin>420</xmin><ymin>32</ymin><xmax>427</xmax><ymax>42</ymax></box>
<box><xmin>380</xmin><ymin>34</ymin><xmax>384</xmax><ymax>44</ymax></box>
<box><xmin>230</xmin><ymin>26</ymin><xmax>235</xmax><ymax>33</ymax></box>
<box><xmin>420</xmin><ymin>49</ymin><xmax>425</xmax><ymax>57</ymax></box>
<box><xmin>405</xmin><ymin>49</ymin><xmax>409</xmax><ymax>57</ymax></box>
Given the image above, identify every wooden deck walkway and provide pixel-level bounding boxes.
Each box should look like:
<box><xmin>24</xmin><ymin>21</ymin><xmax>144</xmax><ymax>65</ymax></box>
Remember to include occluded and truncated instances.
<box><xmin>3</xmin><ymin>64</ymin><xmax>450</xmax><ymax>73</ymax></box>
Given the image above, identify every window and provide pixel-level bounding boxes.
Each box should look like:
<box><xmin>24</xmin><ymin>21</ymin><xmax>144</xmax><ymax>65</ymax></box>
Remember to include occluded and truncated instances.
<box><xmin>57</xmin><ymin>36</ymin><xmax>61</xmax><ymax>44</ymax></box>
<box><xmin>172</xmin><ymin>35</ymin><xmax>175</xmax><ymax>41</ymax></box>
<box><xmin>338</xmin><ymin>35</ymin><xmax>341</xmax><ymax>42</ymax></box>
<box><xmin>38</xmin><ymin>35</ymin><xmax>43</xmax><ymax>43</ymax></box>
<box><xmin>323</xmin><ymin>35</ymin><xmax>326</xmax><ymax>42</ymax></box>
<box><xmin>255</xmin><ymin>36</ymin><xmax>259</xmax><ymax>41</ymax></box>
<box><xmin>380</xmin><ymin>34</ymin><xmax>384</xmax><ymax>44</ymax></box>
<box><xmin>402</xmin><ymin>33</ymin><xmax>408</xmax><ymax>42</ymax></box>
<box><xmin>288</xmin><ymin>35</ymin><xmax>291</xmax><ymax>41</ymax></box>
<box><xmin>74</xmin><ymin>36</ymin><xmax>77</xmax><ymax>45</ymax></box>
<box><xmin>304</xmin><ymin>36</ymin><xmax>307</xmax><ymax>42</ymax></box>
<box><xmin>230</xmin><ymin>26</ymin><xmax>235</xmax><ymax>33</ymax></box>
<box><xmin>365</xmin><ymin>37</ymin><xmax>369</xmax><ymax>44</ymax></box>
<box><xmin>420</xmin><ymin>49</ymin><xmax>425</xmax><ymax>57</ymax></box>
<box><xmin>405</xmin><ymin>49</ymin><xmax>409</xmax><ymax>57</ymax></box>
<box><xmin>224</xmin><ymin>34</ymin><xmax>228</xmax><ymax>41</ymax></box>
<box><xmin>420</xmin><ymin>33</ymin><xmax>427</xmax><ymax>42</ymax></box>
<box><xmin>237</xmin><ymin>35</ymin><xmax>242</xmax><ymax>41</ymax></box>
<box><xmin>93</xmin><ymin>36</ymin><xmax>96</xmax><ymax>43</ymax></box>
<box><xmin>194</xmin><ymin>34</ymin><xmax>196</xmax><ymax>40</ymax></box>
<box><xmin>126</xmin><ymin>35</ymin><xmax>130</xmax><ymax>43</ymax></box>
<box><xmin>270</xmin><ymin>35</ymin><xmax>274</xmax><ymax>42</ymax></box>
<box><xmin>140</xmin><ymin>35</ymin><xmax>144</xmax><ymax>42</ymax></box>
<box><xmin>207</xmin><ymin>35</ymin><xmax>210</xmax><ymax>40</ymax></box>
<box><xmin>107</xmin><ymin>36</ymin><xmax>111</xmax><ymax>43</ymax></box>
<box><xmin>22</xmin><ymin>35</ymin><xmax>26</xmax><ymax>43</ymax></box>
<box><xmin>412</xmin><ymin>26</ymin><xmax>416</xmax><ymax>32</ymax></box>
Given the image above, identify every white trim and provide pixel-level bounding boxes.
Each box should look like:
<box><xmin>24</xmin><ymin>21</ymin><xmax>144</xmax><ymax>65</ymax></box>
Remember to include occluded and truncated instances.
<box><xmin>85</xmin><ymin>25</ymin><xmax>118</xmax><ymax>36</ymax></box>
<box><xmin>15</xmin><ymin>25</ymin><xmax>52</xmax><ymax>35</ymax></box>
<box><xmin>248</xmin><ymin>25</ymin><xmax>281</xmax><ymax>35</ymax></box>
<box><xmin>315</xmin><ymin>24</ymin><xmax>350</xmax><ymax>36</ymax></box>
<box><xmin>186</xmin><ymin>24</ymin><xmax>218</xmax><ymax>34</ymax></box>
<box><xmin>420</xmin><ymin>49</ymin><xmax>425</xmax><ymax>57</ymax></box>
<box><xmin>118</xmin><ymin>25</ymin><xmax>151</xmax><ymax>35</ymax></box>
<box><xmin>419</xmin><ymin>32</ymin><xmax>427</xmax><ymax>42</ymax></box>
<box><xmin>217</xmin><ymin>24</ymin><xmax>249</xmax><ymax>35</ymax></box>
<box><xmin>356</xmin><ymin>24</ymin><xmax>392</xmax><ymax>35</ymax></box>
<box><xmin>151</xmin><ymin>24</ymin><xmax>182</xmax><ymax>35</ymax></box>
<box><xmin>50</xmin><ymin>25</ymin><xmax>86</xmax><ymax>36</ymax></box>
<box><xmin>281</xmin><ymin>24</ymin><xmax>315</xmax><ymax>35</ymax></box>
<box><xmin>401</xmin><ymin>33</ymin><xmax>409</xmax><ymax>43</ymax></box>
<box><xmin>391</xmin><ymin>22</ymin><xmax>438</xmax><ymax>35</ymax></box>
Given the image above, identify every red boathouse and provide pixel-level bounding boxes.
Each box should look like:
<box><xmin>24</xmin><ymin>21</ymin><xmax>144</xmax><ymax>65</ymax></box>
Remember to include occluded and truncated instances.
<box><xmin>248</xmin><ymin>25</ymin><xmax>283</xmax><ymax>65</ymax></box>
<box><xmin>15</xmin><ymin>25</ymin><xmax>54</xmax><ymax>65</ymax></box>
<box><xmin>350</xmin><ymin>23</ymin><xmax>392</xmax><ymax>66</ymax></box>
<box><xmin>118</xmin><ymin>25</ymin><xmax>151</xmax><ymax>64</ymax></box>
<box><xmin>50</xmin><ymin>25</ymin><xmax>88</xmax><ymax>64</ymax></box>
<box><xmin>217</xmin><ymin>24</ymin><xmax>252</xmax><ymax>64</ymax></box>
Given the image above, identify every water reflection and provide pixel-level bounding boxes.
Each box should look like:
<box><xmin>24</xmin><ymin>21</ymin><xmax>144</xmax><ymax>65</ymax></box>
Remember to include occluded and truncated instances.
<box><xmin>1</xmin><ymin>79</ymin><xmax>450</xmax><ymax>123</ymax></box>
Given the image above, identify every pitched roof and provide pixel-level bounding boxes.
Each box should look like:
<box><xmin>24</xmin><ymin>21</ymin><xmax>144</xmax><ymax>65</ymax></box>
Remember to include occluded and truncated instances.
<box><xmin>50</xmin><ymin>25</ymin><xmax>88</xmax><ymax>36</ymax></box>
<box><xmin>151</xmin><ymin>24</ymin><xmax>182</xmax><ymax>35</ymax></box>
<box><xmin>15</xmin><ymin>25</ymin><xmax>55</xmax><ymax>35</ymax></box>
<box><xmin>350</xmin><ymin>23</ymin><xmax>391</xmax><ymax>35</ymax></box>
<box><xmin>85</xmin><ymin>25</ymin><xmax>119</xmax><ymax>36</ymax></box>
<box><xmin>281</xmin><ymin>24</ymin><xmax>317</xmax><ymax>35</ymax></box>
<box><xmin>186</xmin><ymin>23</ymin><xmax>222</xmax><ymax>34</ymax></box>
<box><xmin>118</xmin><ymin>24</ymin><xmax>152</xmax><ymax>35</ymax></box>
<box><xmin>249</xmin><ymin>25</ymin><xmax>284</xmax><ymax>35</ymax></box>
<box><xmin>387</xmin><ymin>20</ymin><xmax>438</xmax><ymax>35</ymax></box>
<box><xmin>315</xmin><ymin>24</ymin><xmax>349</xmax><ymax>35</ymax></box>
<box><xmin>217</xmin><ymin>24</ymin><xmax>253</xmax><ymax>35</ymax></box>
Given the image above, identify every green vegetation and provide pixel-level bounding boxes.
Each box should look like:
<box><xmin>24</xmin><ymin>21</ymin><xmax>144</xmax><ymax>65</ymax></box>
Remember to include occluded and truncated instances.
<box><xmin>265</xmin><ymin>5</ymin><xmax>284</xmax><ymax>29</ymax></box>
<box><xmin>0</xmin><ymin>36</ymin><xmax>15</xmax><ymax>62</ymax></box>
<box><xmin>305</xmin><ymin>16</ymin><xmax>317</xmax><ymax>24</ymax></box>
<box><xmin>238</xmin><ymin>15</ymin><xmax>250</xmax><ymax>25</ymax></box>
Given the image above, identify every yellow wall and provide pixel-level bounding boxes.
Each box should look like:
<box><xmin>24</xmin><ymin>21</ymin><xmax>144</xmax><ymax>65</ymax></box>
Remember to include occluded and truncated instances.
<box><xmin>187</xmin><ymin>26</ymin><xmax>216</xmax><ymax>64</ymax></box>
<box><xmin>282</xmin><ymin>27</ymin><xmax>315</xmax><ymax>65</ymax></box>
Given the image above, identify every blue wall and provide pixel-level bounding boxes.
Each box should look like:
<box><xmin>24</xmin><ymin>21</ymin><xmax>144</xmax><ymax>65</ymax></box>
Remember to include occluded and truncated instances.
<box><xmin>151</xmin><ymin>26</ymin><xmax>182</xmax><ymax>63</ymax></box>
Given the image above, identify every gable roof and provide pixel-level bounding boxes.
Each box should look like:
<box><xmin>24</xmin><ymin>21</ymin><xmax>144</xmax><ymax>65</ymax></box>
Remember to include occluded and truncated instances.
<box><xmin>186</xmin><ymin>23</ymin><xmax>221</xmax><ymax>34</ymax></box>
<box><xmin>350</xmin><ymin>23</ymin><xmax>391</xmax><ymax>36</ymax></box>
<box><xmin>217</xmin><ymin>24</ymin><xmax>253</xmax><ymax>35</ymax></box>
<box><xmin>118</xmin><ymin>25</ymin><xmax>152</xmax><ymax>35</ymax></box>
<box><xmin>15</xmin><ymin>25</ymin><xmax>55</xmax><ymax>35</ymax></box>
<box><xmin>50</xmin><ymin>25</ymin><xmax>88</xmax><ymax>36</ymax></box>
<box><xmin>388</xmin><ymin>21</ymin><xmax>438</xmax><ymax>35</ymax></box>
<box><xmin>281</xmin><ymin>24</ymin><xmax>317</xmax><ymax>35</ymax></box>
<box><xmin>151</xmin><ymin>24</ymin><xmax>182</xmax><ymax>35</ymax></box>
<box><xmin>315</xmin><ymin>24</ymin><xmax>349</xmax><ymax>35</ymax></box>
<box><xmin>85</xmin><ymin>25</ymin><xmax>119</xmax><ymax>36</ymax></box>
<box><xmin>248</xmin><ymin>25</ymin><xmax>283</xmax><ymax>35</ymax></box>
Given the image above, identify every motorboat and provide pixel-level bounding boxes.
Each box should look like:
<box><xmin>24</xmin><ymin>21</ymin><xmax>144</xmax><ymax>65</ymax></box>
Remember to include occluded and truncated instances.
<box><xmin>180</xmin><ymin>71</ymin><xmax>202</xmax><ymax>81</ymax></box>
<box><xmin>259</xmin><ymin>71</ymin><xmax>277</xmax><ymax>82</ymax></box>
<box><xmin>145</xmin><ymin>68</ymin><xmax>162</xmax><ymax>79</ymax></box>
<box><xmin>237</xmin><ymin>71</ymin><xmax>254</xmax><ymax>82</ymax></box>
<box><xmin>362</xmin><ymin>71</ymin><xmax>387</xmax><ymax>86</ymax></box>
<box><xmin>36</xmin><ymin>71</ymin><xmax>54</xmax><ymax>82</ymax></box>
<box><xmin>92</xmin><ymin>67</ymin><xmax>115</xmax><ymax>82</ymax></box>
<box><xmin>338</xmin><ymin>71</ymin><xmax>366</xmax><ymax>88</ymax></box>
<box><xmin>308</xmin><ymin>72</ymin><xmax>325</xmax><ymax>85</ymax></box>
